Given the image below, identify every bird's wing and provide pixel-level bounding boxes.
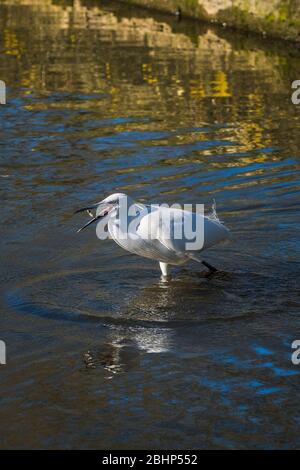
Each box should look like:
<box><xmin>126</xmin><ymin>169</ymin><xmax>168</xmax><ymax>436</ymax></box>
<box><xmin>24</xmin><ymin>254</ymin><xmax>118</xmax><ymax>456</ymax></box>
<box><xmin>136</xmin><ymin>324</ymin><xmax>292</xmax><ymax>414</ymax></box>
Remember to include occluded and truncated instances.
<box><xmin>136</xmin><ymin>207</ymin><xmax>195</xmax><ymax>255</ymax></box>
<box><xmin>137</xmin><ymin>206</ymin><xmax>229</xmax><ymax>256</ymax></box>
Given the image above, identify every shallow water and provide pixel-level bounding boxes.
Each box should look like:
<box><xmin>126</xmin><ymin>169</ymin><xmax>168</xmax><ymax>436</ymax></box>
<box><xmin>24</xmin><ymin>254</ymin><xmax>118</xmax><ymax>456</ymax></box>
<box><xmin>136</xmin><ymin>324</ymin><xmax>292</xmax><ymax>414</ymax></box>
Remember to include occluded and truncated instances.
<box><xmin>1</xmin><ymin>0</ymin><xmax>300</xmax><ymax>449</ymax></box>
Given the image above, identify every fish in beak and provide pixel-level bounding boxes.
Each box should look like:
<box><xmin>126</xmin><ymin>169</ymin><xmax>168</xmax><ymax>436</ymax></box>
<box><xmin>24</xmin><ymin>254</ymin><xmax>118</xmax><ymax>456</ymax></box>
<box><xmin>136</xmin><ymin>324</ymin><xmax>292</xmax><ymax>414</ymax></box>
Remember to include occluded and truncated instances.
<box><xmin>75</xmin><ymin>202</ymin><xmax>115</xmax><ymax>233</ymax></box>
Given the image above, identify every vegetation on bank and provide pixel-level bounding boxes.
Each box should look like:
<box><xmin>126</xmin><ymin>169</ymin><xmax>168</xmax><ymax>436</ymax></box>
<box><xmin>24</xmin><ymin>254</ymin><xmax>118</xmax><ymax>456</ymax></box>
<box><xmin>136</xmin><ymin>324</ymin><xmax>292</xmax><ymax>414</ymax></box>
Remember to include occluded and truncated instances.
<box><xmin>121</xmin><ymin>0</ymin><xmax>300</xmax><ymax>42</ymax></box>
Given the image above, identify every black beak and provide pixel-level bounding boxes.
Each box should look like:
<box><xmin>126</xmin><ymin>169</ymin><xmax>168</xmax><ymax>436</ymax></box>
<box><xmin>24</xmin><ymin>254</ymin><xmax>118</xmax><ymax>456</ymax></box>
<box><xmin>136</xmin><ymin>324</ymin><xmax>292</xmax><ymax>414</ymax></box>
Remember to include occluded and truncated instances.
<box><xmin>76</xmin><ymin>215</ymin><xmax>101</xmax><ymax>233</ymax></box>
<box><xmin>75</xmin><ymin>202</ymin><xmax>116</xmax><ymax>233</ymax></box>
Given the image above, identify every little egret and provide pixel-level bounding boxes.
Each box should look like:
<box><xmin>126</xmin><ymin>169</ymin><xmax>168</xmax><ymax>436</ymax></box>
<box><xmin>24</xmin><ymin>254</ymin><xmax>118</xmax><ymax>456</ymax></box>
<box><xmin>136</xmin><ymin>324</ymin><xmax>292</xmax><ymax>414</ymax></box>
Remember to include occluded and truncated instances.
<box><xmin>75</xmin><ymin>193</ymin><xmax>229</xmax><ymax>277</ymax></box>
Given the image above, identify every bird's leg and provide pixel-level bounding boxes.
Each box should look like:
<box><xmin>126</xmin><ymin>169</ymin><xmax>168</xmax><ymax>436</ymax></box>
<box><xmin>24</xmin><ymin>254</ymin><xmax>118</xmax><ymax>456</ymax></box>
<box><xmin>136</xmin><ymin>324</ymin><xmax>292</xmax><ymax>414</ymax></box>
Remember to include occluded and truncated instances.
<box><xmin>159</xmin><ymin>262</ymin><xmax>169</xmax><ymax>277</ymax></box>
<box><xmin>202</xmin><ymin>260</ymin><xmax>218</xmax><ymax>273</ymax></box>
<box><xmin>188</xmin><ymin>254</ymin><xmax>218</xmax><ymax>273</ymax></box>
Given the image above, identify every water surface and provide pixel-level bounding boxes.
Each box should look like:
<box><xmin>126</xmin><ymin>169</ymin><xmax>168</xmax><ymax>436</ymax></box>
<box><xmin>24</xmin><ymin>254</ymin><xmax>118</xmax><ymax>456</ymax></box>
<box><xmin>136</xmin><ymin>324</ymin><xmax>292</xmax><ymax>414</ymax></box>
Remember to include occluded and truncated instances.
<box><xmin>1</xmin><ymin>0</ymin><xmax>300</xmax><ymax>449</ymax></box>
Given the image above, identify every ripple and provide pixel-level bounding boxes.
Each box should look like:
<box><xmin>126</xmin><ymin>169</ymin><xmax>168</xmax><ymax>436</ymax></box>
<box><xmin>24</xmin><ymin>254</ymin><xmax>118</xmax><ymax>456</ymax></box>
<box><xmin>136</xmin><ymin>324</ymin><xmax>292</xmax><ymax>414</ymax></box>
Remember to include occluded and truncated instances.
<box><xmin>5</xmin><ymin>265</ymin><xmax>290</xmax><ymax>330</ymax></box>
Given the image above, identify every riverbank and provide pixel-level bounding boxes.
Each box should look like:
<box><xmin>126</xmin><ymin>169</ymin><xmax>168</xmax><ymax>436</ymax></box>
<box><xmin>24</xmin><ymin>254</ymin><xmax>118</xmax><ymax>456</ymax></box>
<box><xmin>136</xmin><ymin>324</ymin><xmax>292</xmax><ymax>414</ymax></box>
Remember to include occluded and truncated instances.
<box><xmin>120</xmin><ymin>0</ymin><xmax>300</xmax><ymax>42</ymax></box>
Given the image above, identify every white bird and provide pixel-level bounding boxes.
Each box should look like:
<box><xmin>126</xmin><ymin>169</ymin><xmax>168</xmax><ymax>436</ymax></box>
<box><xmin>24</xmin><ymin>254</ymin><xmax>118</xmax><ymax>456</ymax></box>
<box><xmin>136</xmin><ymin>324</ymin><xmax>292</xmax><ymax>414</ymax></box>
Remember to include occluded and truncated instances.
<box><xmin>75</xmin><ymin>193</ymin><xmax>229</xmax><ymax>277</ymax></box>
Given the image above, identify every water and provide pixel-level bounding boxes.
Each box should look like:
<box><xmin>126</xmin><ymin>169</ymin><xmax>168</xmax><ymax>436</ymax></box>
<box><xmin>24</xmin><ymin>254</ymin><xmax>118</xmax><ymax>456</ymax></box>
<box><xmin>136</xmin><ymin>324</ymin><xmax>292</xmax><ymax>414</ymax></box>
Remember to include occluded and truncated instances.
<box><xmin>1</xmin><ymin>0</ymin><xmax>300</xmax><ymax>450</ymax></box>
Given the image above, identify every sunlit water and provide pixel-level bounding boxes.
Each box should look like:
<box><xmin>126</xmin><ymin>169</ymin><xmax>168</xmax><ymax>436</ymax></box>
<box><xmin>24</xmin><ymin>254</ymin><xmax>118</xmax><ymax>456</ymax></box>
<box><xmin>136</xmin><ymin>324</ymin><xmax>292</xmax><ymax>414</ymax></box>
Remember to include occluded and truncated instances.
<box><xmin>1</xmin><ymin>0</ymin><xmax>300</xmax><ymax>449</ymax></box>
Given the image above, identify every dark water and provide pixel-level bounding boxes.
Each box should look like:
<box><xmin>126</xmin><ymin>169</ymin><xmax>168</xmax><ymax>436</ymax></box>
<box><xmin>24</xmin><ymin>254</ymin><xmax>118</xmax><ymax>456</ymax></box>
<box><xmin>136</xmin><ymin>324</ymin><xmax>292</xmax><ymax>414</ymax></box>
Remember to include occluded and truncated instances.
<box><xmin>1</xmin><ymin>0</ymin><xmax>300</xmax><ymax>449</ymax></box>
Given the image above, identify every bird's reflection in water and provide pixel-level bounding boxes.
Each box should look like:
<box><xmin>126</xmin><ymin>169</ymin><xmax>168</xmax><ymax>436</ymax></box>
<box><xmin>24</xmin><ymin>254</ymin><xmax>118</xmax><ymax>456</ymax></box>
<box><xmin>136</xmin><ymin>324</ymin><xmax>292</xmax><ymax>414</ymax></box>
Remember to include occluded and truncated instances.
<box><xmin>81</xmin><ymin>270</ymin><xmax>240</xmax><ymax>377</ymax></box>
<box><xmin>82</xmin><ymin>277</ymin><xmax>178</xmax><ymax>376</ymax></box>
<box><xmin>83</xmin><ymin>338</ymin><xmax>125</xmax><ymax>375</ymax></box>
<box><xmin>83</xmin><ymin>324</ymin><xmax>173</xmax><ymax>378</ymax></box>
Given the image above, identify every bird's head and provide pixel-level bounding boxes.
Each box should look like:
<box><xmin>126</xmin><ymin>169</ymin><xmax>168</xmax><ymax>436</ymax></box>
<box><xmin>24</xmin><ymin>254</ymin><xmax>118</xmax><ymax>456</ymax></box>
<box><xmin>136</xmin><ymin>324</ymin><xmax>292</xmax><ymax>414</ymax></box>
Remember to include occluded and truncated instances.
<box><xmin>75</xmin><ymin>192</ymin><xmax>133</xmax><ymax>233</ymax></box>
<box><xmin>101</xmin><ymin>193</ymin><xmax>129</xmax><ymax>205</ymax></box>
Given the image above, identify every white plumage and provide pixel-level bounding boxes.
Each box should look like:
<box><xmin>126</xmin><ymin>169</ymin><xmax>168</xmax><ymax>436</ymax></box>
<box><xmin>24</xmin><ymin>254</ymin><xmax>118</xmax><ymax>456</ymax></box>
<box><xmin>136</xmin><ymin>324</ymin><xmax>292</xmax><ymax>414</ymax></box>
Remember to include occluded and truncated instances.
<box><xmin>76</xmin><ymin>193</ymin><xmax>229</xmax><ymax>277</ymax></box>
